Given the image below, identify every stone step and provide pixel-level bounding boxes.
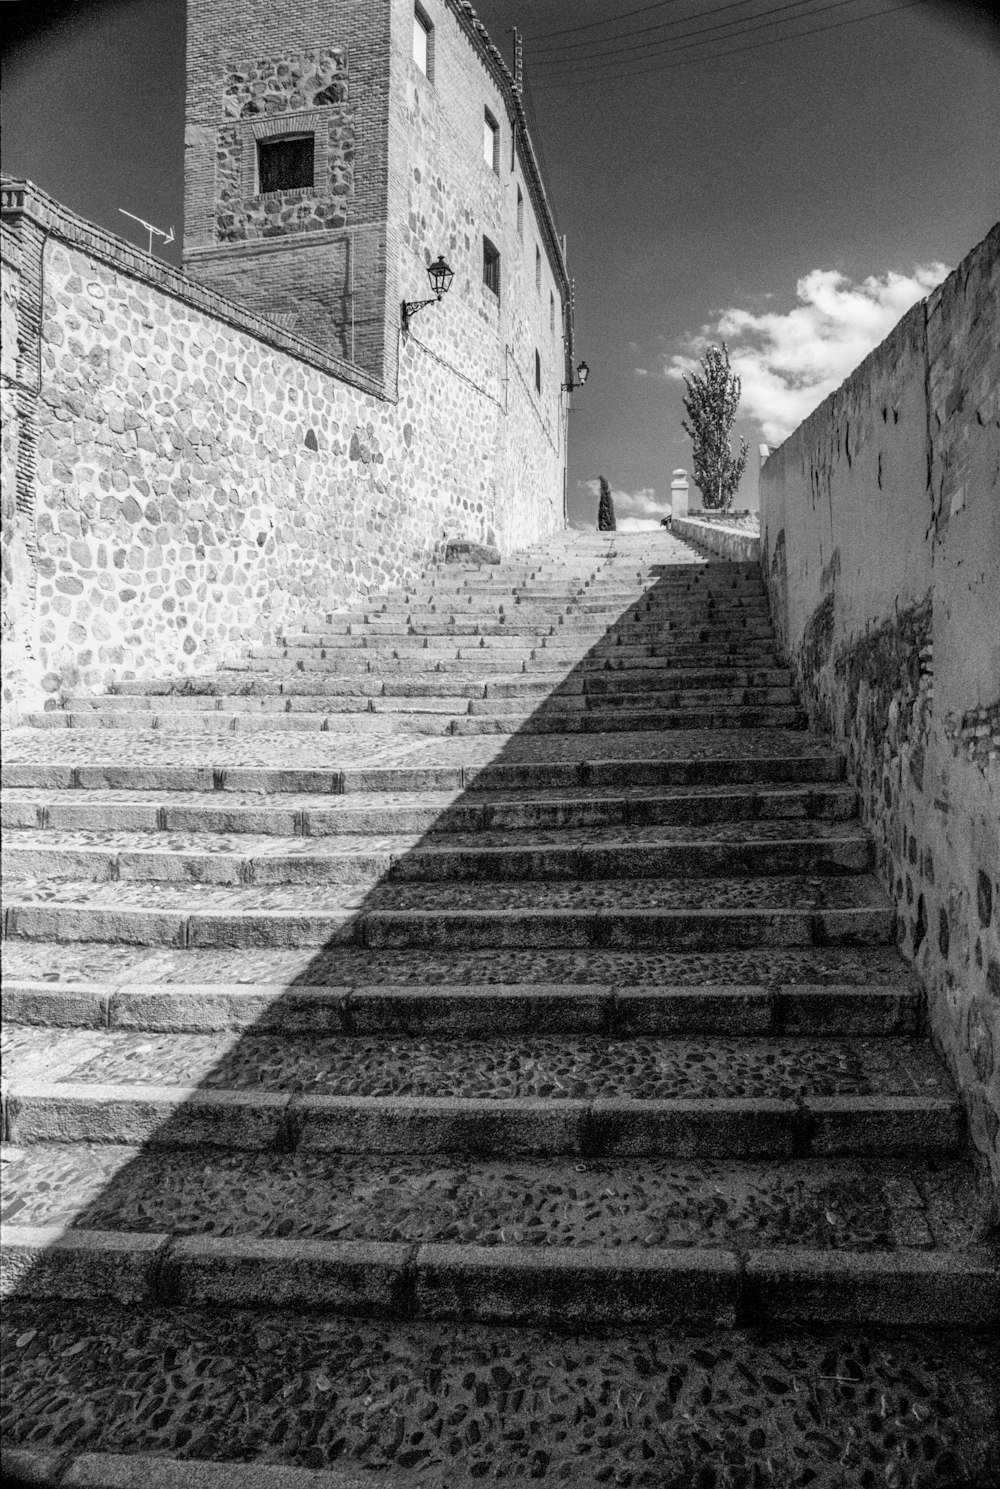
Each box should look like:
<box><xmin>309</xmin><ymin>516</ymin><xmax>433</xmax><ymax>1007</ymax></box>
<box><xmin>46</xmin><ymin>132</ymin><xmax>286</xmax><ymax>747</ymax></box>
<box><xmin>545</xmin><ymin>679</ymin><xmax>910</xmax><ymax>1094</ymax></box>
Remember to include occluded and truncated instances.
<box><xmin>1</xmin><ymin>743</ymin><xmax>846</xmax><ymax>796</ymax></box>
<box><xmin>109</xmin><ymin>667</ymin><xmax>795</xmax><ymax>698</ymax></box>
<box><xmin>1</xmin><ymin>873</ymin><xmax>896</xmax><ymax>949</ymax></box>
<box><xmin>2</xmin><ymin>781</ymin><xmax>860</xmax><ymax>835</ymax></box>
<box><xmin>59</xmin><ymin>685</ymin><xmax>800</xmax><ymax>714</ymax></box>
<box><xmin>241</xmin><ymin>643</ymin><xmax>787</xmax><ymax>670</ymax></box>
<box><xmin>2</xmin><ymin>975</ymin><xmax>920</xmax><ymax>1037</ymax></box>
<box><xmin>2</xmin><ymin>1302</ymin><xmax>995</xmax><ymax>1489</ymax></box>
<box><xmin>23</xmin><ymin>704</ymin><xmax>810</xmax><ymax>736</ymax></box>
<box><xmin>0</xmin><ymin>936</ymin><xmax>917</xmax><ymax>1001</ymax></box>
<box><xmin>2</xmin><ymin>1025</ymin><xmax>960</xmax><ymax>1155</ymax></box>
<box><xmin>447</xmin><ymin>705</ymin><xmax>809</xmax><ymax>734</ymax></box>
<box><xmin>1</xmin><ymin>821</ymin><xmax>872</xmax><ymax>887</ymax></box>
<box><xmin>3</xmin><ymin>1150</ymin><xmax>993</xmax><ymax>1328</ymax></box>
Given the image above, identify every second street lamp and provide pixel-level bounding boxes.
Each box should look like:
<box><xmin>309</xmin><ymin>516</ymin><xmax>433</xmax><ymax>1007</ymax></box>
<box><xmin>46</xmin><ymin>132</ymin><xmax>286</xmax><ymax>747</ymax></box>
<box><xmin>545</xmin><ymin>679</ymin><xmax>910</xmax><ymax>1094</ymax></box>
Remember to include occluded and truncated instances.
<box><xmin>563</xmin><ymin>360</ymin><xmax>589</xmax><ymax>392</ymax></box>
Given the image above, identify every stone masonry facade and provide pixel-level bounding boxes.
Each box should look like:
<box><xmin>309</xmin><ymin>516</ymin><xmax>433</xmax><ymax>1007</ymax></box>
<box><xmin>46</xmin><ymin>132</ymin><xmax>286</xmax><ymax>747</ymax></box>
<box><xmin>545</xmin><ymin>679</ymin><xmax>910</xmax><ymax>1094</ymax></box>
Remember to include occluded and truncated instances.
<box><xmin>183</xmin><ymin>0</ymin><xmax>573</xmax><ymax>416</ymax></box>
<box><xmin>0</xmin><ymin>178</ymin><xmax>565</xmax><ymax>724</ymax></box>
<box><xmin>760</xmin><ymin>224</ymin><xmax>1000</xmax><ymax>1195</ymax></box>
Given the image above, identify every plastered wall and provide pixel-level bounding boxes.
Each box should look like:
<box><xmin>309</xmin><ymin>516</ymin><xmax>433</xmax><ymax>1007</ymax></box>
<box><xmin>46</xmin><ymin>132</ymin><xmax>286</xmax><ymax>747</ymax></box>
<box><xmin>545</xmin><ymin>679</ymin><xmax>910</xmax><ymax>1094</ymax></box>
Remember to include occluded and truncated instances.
<box><xmin>0</xmin><ymin>182</ymin><xmax>564</xmax><ymax>724</ymax></box>
<box><xmin>760</xmin><ymin>224</ymin><xmax>1000</xmax><ymax>1196</ymax></box>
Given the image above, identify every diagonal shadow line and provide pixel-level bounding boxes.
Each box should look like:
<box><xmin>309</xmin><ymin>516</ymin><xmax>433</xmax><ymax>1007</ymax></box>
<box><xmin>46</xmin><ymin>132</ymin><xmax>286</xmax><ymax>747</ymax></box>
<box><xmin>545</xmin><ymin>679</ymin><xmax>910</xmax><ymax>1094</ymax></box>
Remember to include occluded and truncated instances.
<box><xmin>1</xmin><ymin>538</ymin><xmax>888</xmax><ymax>1463</ymax></box>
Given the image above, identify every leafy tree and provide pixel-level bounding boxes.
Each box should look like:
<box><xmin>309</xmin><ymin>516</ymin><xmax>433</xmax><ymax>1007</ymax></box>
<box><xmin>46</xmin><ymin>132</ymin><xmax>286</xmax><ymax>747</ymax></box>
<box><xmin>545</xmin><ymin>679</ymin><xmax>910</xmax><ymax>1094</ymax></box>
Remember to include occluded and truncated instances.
<box><xmin>681</xmin><ymin>343</ymin><xmax>749</xmax><ymax>510</ymax></box>
<box><xmin>597</xmin><ymin>475</ymin><xmax>617</xmax><ymax>531</ymax></box>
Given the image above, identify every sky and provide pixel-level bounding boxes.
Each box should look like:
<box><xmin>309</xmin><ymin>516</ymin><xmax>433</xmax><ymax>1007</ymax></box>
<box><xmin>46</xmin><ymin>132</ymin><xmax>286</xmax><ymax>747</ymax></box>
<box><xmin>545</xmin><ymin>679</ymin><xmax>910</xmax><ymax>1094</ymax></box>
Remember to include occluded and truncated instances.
<box><xmin>3</xmin><ymin>0</ymin><xmax>999</xmax><ymax>529</ymax></box>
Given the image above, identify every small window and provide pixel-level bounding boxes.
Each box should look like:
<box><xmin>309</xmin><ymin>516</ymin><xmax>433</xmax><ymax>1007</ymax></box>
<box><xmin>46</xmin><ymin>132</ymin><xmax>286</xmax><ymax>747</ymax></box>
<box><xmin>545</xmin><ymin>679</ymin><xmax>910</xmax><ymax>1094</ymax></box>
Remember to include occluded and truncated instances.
<box><xmin>483</xmin><ymin>109</ymin><xmax>499</xmax><ymax>172</ymax></box>
<box><xmin>534</xmin><ymin>349</ymin><xmax>541</xmax><ymax>393</ymax></box>
<box><xmin>550</xmin><ymin>291</ymin><xmax>555</xmax><ymax>335</ymax></box>
<box><xmin>413</xmin><ymin>6</ymin><xmax>432</xmax><ymax>76</ymax></box>
<box><xmin>535</xmin><ymin>245</ymin><xmax>541</xmax><ymax>293</ymax></box>
<box><xmin>258</xmin><ymin>135</ymin><xmax>314</xmax><ymax>193</ymax></box>
<box><xmin>483</xmin><ymin>236</ymin><xmax>500</xmax><ymax>298</ymax></box>
<box><xmin>516</xmin><ymin>185</ymin><xmax>523</xmax><ymax>238</ymax></box>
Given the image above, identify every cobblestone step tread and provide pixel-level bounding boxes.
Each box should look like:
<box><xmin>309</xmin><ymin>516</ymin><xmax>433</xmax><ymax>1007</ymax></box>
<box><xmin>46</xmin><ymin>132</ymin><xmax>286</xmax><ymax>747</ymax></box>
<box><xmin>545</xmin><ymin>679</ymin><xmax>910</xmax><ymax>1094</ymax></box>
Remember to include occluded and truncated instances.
<box><xmin>3</xmin><ymin>873</ymin><xmax>890</xmax><ymax>910</ymax></box>
<box><xmin>2</xmin><ymin>1302</ymin><xmax>996</xmax><ymax>1487</ymax></box>
<box><xmin>1</xmin><ymin>821</ymin><xmax>871</xmax><ymax>886</ymax></box>
<box><xmin>3</xmin><ymin>1026</ymin><xmax>953</xmax><ymax>1103</ymax></box>
<box><xmin>0</xmin><ymin>938</ymin><xmax>917</xmax><ymax>990</ymax></box>
<box><xmin>2</xmin><ymin>976</ymin><xmax>921</xmax><ymax>1037</ymax></box>
<box><xmin>1</xmin><ymin>781</ymin><xmax>859</xmax><ymax>832</ymax></box>
<box><xmin>2</xmin><ymin>1146</ymin><xmax>980</xmax><ymax>1253</ymax></box>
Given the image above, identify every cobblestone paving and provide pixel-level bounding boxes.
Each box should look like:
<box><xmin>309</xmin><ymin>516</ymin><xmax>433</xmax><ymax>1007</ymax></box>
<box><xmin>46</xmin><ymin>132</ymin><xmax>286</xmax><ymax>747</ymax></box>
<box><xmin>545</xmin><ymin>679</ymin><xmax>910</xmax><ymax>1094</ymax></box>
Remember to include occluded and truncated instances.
<box><xmin>2</xmin><ymin>1303</ymin><xmax>997</xmax><ymax>1487</ymax></box>
<box><xmin>5</xmin><ymin>1028</ymin><xmax>951</xmax><ymax>1100</ymax></box>
<box><xmin>3</xmin><ymin>872</ymin><xmax>890</xmax><ymax>913</ymax></box>
<box><xmin>0</xmin><ymin>939</ymin><xmax>915</xmax><ymax>986</ymax></box>
<box><xmin>1</xmin><ymin>1146</ymin><xmax>976</xmax><ymax>1251</ymax></box>
<box><xmin>3</xmin><ymin>535</ymin><xmax>992</xmax><ymax>1487</ymax></box>
<box><xmin>2</xmin><ymin>726</ymin><xmax>836</xmax><ymax>769</ymax></box>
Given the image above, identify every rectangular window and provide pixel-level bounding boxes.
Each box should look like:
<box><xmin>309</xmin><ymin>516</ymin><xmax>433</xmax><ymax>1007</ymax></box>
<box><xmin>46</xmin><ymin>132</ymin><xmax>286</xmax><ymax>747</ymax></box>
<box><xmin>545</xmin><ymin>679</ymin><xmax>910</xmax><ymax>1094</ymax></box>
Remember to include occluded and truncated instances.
<box><xmin>535</xmin><ymin>349</ymin><xmax>541</xmax><ymax>393</ymax></box>
<box><xmin>483</xmin><ymin>109</ymin><xmax>499</xmax><ymax>172</ymax></box>
<box><xmin>413</xmin><ymin>6</ymin><xmax>431</xmax><ymax>76</ymax></box>
<box><xmin>550</xmin><ymin>291</ymin><xmax>555</xmax><ymax>335</ymax></box>
<box><xmin>535</xmin><ymin>244</ymin><xmax>541</xmax><ymax>293</ymax></box>
<box><xmin>516</xmin><ymin>185</ymin><xmax>523</xmax><ymax>238</ymax></box>
<box><xmin>257</xmin><ymin>135</ymin><xmax>314</xmax><ymax>194</ymax></box>
<box><xmin>483</xmin><ymin>236</ymin><xmax>500</xmax><ymax>298</ymax></box>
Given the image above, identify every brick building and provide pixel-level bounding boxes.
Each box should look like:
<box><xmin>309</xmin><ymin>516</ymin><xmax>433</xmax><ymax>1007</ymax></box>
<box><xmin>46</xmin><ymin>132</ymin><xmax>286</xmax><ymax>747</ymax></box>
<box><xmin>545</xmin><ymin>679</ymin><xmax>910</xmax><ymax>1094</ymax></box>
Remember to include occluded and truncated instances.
<box><xmin>183</xmin><ymin>0</ymin><xmax>573</xmax><ymax>445</ymax></box>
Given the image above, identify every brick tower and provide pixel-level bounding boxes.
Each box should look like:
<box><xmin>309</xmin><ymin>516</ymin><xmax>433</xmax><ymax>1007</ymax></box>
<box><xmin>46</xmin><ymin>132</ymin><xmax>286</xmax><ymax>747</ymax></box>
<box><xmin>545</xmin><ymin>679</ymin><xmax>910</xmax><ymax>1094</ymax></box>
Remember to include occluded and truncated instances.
<box><xmin>183</xmin><ymin>0</ymin><xmax>392</xmax><ymax>376</ymax></box>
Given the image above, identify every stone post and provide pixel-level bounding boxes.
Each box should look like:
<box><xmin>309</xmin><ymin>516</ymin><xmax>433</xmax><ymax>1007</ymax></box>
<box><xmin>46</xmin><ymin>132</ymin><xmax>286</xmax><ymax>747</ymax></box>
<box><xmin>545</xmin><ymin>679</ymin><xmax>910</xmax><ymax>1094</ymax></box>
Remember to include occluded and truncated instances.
<box><xmin>670</xmin><ymin>469</ymin><xmax>690</xmax><ymax>520</ymax></box>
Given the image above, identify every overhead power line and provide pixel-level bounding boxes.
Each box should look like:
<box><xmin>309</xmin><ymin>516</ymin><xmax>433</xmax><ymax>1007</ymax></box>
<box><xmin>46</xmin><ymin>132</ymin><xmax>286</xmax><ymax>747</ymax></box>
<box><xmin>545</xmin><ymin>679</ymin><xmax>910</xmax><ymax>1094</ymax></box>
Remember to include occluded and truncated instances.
<box><xmin>528</xmin><ymin>0</ymin><xmax>901</xmax><ymax>74</ymax></box>
<box><xmin>529</xmin><ymin>0</ymin><xmax>770</xmax><ymax>57</ymax></box>
<box><xmin>527</xmin><ymin>0</ymin><xmax>692</xmax><ymax>44</ymax></box>
<box><xmin>528</xmin><ymin>0</ymin><xmax>924</xmax><ymax>88</ymax></box>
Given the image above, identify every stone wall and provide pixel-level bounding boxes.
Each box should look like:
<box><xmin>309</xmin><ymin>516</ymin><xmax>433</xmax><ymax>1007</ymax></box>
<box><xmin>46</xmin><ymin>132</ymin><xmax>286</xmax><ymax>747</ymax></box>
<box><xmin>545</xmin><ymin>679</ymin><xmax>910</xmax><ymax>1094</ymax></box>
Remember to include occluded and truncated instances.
<box><xmin>0</xmin><ymin>181</ymin><xmax>564</xmax><ymax>724</ymax></box>
<box><xmin>672</xmin><ymin>515</ymin><xmax>760</xmax><ymax>564</ymax></box>
<box><xmin>760</xmin><ymin>223</ymin><xmax>1000</xmax><ymax>1197</ymax></box>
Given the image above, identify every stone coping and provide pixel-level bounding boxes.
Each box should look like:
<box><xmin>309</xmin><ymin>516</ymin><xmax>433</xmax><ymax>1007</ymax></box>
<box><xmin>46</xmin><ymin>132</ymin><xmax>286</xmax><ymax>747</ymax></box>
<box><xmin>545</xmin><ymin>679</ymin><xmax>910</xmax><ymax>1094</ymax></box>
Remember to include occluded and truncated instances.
<box><xmin>673</xmin><ymin>515</ymin><xmax>762</xmax><ymax>564</ymax></box>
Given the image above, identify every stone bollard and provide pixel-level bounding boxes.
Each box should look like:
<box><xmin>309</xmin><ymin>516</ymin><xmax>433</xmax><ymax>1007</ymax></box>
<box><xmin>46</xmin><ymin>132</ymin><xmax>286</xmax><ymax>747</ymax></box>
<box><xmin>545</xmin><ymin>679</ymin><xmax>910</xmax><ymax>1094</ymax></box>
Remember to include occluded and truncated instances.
<box><xmin>670</xmin><ymin>469</ymin><xmax>690</xmax><ymax>522</ymax></box>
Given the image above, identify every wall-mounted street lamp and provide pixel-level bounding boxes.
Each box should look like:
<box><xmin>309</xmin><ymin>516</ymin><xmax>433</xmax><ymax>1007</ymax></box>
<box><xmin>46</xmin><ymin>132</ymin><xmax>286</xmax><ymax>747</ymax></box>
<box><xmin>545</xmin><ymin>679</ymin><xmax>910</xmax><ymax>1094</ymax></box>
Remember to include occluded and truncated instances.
<box><xmin>402</xmin><ymin>255</ymin><xmax>455</xmax><ymax>331</ymax></box>
<box><xmin>562</xmin><ymin>360</ymin><xmax>589</xmax><ymax>392</ymax></box>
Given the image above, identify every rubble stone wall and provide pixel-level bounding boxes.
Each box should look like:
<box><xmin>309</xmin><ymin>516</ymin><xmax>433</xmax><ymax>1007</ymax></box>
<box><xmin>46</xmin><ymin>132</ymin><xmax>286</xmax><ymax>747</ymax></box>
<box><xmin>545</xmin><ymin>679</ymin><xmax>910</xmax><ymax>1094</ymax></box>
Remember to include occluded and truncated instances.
<box><xmin>0</xmin><ymin>182</ymin><xmax>564</xmax><ymax>724</ymax></box>
<box><xmin>760</xmin><ymin>224</ymin><xmax>1000</xmax><ymax>1195</ymax></box>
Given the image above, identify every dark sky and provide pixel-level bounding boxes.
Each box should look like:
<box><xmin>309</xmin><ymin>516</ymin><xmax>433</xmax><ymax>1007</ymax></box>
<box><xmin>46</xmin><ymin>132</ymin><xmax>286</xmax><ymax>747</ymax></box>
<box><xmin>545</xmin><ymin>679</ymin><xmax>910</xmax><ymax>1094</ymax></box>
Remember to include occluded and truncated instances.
<box><xmin>3</xmin><ymin>0</ymin><xmax>999</xmax><ymax>525</ymax></box>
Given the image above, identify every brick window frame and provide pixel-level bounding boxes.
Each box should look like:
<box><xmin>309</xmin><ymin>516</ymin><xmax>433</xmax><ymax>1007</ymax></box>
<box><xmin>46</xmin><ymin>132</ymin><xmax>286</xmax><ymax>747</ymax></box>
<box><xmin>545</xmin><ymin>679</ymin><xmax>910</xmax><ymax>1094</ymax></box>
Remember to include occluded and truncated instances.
<box><xmin>242</xmin><ymin>115</ymin><xmax>328</xmax><ymax>201</ymax></box>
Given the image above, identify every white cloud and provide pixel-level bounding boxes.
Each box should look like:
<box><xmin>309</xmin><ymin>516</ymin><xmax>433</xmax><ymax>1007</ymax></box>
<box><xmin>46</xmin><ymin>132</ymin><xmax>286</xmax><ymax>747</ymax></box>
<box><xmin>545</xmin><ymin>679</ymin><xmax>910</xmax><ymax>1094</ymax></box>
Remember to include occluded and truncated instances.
<box><xmin>617</xmin><ymin>517</ymin><xmax>662</xmax><ymax>532</ymax></box>
<box><xmin>575</xmin><ymin>481</ymin><xmax>666</xmax><ymax>531</ymax></box>
<box><xmin>666</xmin><ymin>263</ymin><xmax>949</xmax><ymax>445</ymax></box>
<box><xmin>633</xmin><ymin>367</ymin><xmax>649</xmax><ymax>378</ymax></box>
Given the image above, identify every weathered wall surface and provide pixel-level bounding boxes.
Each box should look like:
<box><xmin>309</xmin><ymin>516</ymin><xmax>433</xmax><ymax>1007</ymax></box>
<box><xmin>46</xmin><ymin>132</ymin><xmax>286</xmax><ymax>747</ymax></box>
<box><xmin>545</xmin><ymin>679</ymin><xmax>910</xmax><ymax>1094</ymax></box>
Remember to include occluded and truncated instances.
<box><xmin>0</xmin><ymin>182</ymin><xmax>564</xmax><ymax>724</ymax></box>
<box><xmin>760</xmin><ymin>224</ymin><xmax>1000</xmax><ymax>1196</ymax></box>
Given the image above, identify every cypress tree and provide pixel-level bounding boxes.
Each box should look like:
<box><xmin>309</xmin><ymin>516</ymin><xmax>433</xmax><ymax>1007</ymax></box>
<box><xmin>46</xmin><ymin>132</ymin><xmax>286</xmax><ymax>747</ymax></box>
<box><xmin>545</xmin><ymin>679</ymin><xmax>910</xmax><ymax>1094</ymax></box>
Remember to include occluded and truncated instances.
<box><xmin>681</xmin><ymin>343</ymin><xmax>749</xmax><ymax>511</ymax></box>
<box><xmin>597</xmin><ymin>476</ymin><xmax>617</xmax><ymax>531</ymax></box>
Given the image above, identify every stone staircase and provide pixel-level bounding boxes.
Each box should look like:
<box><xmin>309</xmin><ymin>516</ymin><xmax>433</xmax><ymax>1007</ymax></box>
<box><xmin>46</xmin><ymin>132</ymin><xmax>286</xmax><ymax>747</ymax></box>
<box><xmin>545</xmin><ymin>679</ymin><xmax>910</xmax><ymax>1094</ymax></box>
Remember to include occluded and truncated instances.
<box><xmin>2</xmin><ymin>530</ymin><xmax>997</xmax><ymax>1489</ymax></box>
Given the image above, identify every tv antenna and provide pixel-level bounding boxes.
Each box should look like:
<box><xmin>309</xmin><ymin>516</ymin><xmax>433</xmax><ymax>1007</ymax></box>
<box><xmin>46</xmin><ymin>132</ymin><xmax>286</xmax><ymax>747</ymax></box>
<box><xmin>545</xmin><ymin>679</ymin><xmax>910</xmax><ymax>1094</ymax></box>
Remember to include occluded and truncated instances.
<box><xmin>118</xmin><ymin>208</ymin><xmax>175</xmax><ymax>256</ymax></box>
